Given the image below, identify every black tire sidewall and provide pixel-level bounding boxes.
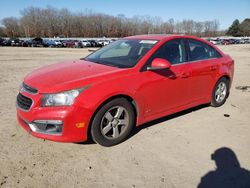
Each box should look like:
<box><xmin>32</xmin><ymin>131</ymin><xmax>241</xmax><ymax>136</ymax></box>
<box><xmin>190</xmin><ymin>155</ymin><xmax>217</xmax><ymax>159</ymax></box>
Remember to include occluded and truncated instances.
<box><xmin>91</xmin><ymin>98</ymin><xmax>135</xmax><ymax>147</ymax></box>
<box><xmin>211</xmin><ymin>77</ymin><xmax>229</xmax><ymax>107</ymax></box>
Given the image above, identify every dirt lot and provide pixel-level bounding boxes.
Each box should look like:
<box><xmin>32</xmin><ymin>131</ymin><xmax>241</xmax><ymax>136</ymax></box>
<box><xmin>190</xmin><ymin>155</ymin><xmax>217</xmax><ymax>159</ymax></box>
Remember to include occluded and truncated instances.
<box><xmin>0</xmin><ymin>45</ymin><xmax>250</xmax><ymax>188</ymax></box>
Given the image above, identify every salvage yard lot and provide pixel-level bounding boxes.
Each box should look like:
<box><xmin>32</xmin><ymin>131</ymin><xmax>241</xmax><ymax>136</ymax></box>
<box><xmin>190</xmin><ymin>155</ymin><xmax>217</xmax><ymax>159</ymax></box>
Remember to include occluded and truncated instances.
<box><xmin>0</xmin><ymin>45</ymin><xmax>250</xmax><ymax>188</ymax></box>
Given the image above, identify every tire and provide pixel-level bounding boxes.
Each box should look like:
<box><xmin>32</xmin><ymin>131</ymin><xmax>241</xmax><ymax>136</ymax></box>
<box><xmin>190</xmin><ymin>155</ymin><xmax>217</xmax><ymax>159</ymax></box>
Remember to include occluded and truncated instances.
<box><xmin>91</xmin><ymin>98</ymin><xmax>135</xmax><ymax>147</ymax></box>
<box><xmin>211</xmin><ymin>77</ymin><xmax>229</xmax><ymax>107</ymax></box>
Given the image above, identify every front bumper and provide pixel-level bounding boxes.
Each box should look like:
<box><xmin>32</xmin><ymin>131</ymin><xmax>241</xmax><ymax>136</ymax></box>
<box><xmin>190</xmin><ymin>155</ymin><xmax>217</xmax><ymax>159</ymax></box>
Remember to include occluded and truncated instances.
<box><xmin>16</xmin><ymin>90</ymin><xmax>93</xmax><ymax>142</ymax></box>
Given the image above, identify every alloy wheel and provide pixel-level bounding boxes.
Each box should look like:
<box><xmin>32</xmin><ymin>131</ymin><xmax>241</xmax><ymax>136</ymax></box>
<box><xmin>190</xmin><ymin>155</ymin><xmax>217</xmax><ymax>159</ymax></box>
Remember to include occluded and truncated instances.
<box><xmin>100</xmin><ymin>106</ymin><xmax>129</xmax><ymax>139</ymax></box>
<box><xmin>215</xmin><ymin>82</ymin><xmax>227</xmax><ymax>103</ymax></box>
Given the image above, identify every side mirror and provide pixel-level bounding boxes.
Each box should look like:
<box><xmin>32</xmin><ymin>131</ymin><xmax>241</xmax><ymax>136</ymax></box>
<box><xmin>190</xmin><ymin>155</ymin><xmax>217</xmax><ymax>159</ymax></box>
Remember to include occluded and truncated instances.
<box><xmin>147</xmin><ymin>58</ymin><xmax>171</xmax><ymax>71</ymax></box>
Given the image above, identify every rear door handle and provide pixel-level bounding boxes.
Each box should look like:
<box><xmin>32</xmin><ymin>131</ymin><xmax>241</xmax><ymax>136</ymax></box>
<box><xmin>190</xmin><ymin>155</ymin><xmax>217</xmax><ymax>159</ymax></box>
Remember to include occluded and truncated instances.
<box><xmin>210</xmin><ymin>66</ymin><xmax>217</xmax><ymax>71</ymax></box>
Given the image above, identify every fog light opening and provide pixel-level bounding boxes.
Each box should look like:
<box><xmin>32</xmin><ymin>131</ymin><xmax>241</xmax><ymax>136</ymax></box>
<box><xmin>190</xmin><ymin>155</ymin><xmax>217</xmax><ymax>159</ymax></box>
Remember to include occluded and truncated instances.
<box><xmin>29</xmin><ymin>120</ymin><xmax>63</xmax><ymax>135</ymax></box>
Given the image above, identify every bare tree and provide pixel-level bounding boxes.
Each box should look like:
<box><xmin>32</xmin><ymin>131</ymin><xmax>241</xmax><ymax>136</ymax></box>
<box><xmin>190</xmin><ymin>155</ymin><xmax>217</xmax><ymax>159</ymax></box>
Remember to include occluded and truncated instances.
<box><xmin>2</xmin><ymin>17</ymin><xmax>21</xmax><ymax>37</ymax></box>
<box><xmin>203</xmin><ymin>20</ymin><xmax>219</xmax><ymax>37</ymax></box>
<box><xmin>0</xmin><ymin>6</ymin><xmax>222</xmax><ymax>38</ymax></box>
<box><xmin>194</xmin><ymin>22</ymin><xmax>204</xmax><ymax>37</ymax></box>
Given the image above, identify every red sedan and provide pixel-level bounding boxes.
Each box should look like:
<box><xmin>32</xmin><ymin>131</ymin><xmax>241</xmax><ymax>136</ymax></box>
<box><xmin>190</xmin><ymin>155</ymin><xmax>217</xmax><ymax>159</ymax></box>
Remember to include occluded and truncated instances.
<box><xmin>16</xmin><ymin>35</ymin><xmax>234</xmax><ymax>146</ymax></box>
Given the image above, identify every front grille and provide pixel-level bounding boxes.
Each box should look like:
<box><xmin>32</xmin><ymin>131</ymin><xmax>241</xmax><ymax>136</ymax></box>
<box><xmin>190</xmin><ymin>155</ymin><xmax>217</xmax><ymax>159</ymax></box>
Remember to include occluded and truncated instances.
<box><xmin>22</xmin><ymin>82</ymin><xmax>38</xmax><ymax>94</ymax></box>
<box><xmin>17</xmin><ymin>93</ymin><xmax>33</xmax><ymax>111</ymax></box>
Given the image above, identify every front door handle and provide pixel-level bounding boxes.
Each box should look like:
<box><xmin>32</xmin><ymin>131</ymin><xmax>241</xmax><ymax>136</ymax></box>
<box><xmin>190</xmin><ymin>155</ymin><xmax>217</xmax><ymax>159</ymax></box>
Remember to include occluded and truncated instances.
<box><xmin>180</xmin><ymin>72</ymin><xmax>190</xmax><ymax>78</ymax></box>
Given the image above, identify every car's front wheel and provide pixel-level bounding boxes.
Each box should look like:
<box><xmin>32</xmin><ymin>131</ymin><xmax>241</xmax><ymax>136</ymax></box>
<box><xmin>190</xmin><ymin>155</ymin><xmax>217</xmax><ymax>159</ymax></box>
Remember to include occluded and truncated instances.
<box><xmin>211</xmin><ymin>77</ymin><xmax>229</xmax><ymax>107</ymax></box>
<box><xmin>91</xmin><ymin>98</ymin><xmax>135</xmax><ymax>147</ymax></box>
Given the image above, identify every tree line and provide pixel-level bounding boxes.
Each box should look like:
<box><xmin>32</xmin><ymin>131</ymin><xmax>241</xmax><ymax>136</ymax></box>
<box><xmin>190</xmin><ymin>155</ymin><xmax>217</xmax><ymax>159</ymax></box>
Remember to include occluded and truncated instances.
<box><xmin>0</xmin><ymin>6</ymin><xmax>226</xmax><ymax>38</ymax></box>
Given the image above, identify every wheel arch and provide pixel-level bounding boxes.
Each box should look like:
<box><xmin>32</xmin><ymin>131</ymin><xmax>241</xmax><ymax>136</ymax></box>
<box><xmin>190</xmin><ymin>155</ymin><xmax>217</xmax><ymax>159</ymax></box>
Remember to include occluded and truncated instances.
<box><xmin>210</xmin><ymin>75</ymin><xmax>231</xmax><ymax>107</ymax></box>
<box><xmin>217</xmin><ymin>74</ymin><xmax>231</xmax><ymax>88</ymax></box>
<box><xmin>221</xmin><ymin>74</ymin><xmax>230</xmax><ymax>81</ymax></box>
<box><xmin>206</xmin><ymin>74</ymin><xmax>232</xmax><ymax>104</ymax></box>
<box><xmin>86</xmin><ymin>94</ymin><xmax>138</xmax><ymax>141</ymax></box>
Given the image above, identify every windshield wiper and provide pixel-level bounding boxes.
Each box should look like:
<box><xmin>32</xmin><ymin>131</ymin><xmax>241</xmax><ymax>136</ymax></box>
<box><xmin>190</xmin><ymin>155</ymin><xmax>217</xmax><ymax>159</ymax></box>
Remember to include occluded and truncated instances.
<box><xmin>83</xmin><ymin>58</ymin><xmax>121</xmax><ymax>68</ymax></box>
<box><xmin>81</xmin><ymin>58</ymin><xmax>100</xmax><ymax>64</ymax></box>
<box><xmin>81</xmin><ymin>58</ymin><xmax>128</xmax><ymax>68</ymax></box>
<box><xmin>103</xmin><ymin>62</ymin><xmax>121</xmax><ymax>68</ymax></box>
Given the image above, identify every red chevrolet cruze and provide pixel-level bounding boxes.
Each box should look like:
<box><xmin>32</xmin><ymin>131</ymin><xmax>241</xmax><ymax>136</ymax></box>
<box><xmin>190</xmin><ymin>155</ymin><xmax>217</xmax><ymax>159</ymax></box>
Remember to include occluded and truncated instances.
<box><xmin>16</xmin><ymin>35</ymin><xmax>234</xmax><ymax>146</ymax></box>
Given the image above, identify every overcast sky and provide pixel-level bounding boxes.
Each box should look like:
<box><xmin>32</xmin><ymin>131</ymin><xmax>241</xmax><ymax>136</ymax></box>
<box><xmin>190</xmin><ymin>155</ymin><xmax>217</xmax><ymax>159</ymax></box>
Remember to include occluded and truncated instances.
<box><xmin>0</xmin><ymin>0</ymin><xmax>249</xmax><ymax>30</ymax></box>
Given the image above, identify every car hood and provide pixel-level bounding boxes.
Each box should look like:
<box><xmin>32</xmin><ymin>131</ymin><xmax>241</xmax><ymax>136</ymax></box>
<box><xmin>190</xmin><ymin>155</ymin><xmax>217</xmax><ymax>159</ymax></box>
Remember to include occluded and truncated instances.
<box><xmin>24</xmin><ymin>60</ymin><xmax>124</xmax><ymax>93</ymax></box>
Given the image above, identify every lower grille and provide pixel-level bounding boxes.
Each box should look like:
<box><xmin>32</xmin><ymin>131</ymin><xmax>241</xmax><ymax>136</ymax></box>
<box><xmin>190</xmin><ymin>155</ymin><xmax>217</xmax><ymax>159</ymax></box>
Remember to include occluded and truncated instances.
<box><xmin>17</xmin><ymin>93</ymin><xmax>33</xmax><ymax>111</ymax></box>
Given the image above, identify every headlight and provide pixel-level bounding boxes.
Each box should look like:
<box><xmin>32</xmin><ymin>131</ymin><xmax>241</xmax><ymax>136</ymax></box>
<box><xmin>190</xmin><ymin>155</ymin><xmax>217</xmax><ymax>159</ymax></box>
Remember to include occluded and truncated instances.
<box><xmin>42</xmin><ymin>88</ymin><xmax>85</xmax><ymax>107</ymax></box>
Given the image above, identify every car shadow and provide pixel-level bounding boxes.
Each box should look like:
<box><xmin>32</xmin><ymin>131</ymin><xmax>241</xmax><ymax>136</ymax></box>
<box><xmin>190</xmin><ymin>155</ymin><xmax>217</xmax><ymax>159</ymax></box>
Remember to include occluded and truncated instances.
<box><xmin>129</xmin><ymin>103</ymin><xmax>209</xmax><ymax>139</ymax></box>
<box><xmin>197</xmin><ymin>147</ymin><xmax>250</xmax><ymax>188</ymax></box>
<box><xmin>77</xmin><ymin>139</ymin><xmax>95</xmax><ymax>145</ymax></box>
<box><xmin>78</xmin><ymin>104</ymin><xmax>209</xmax><ymax>145</ymax></box>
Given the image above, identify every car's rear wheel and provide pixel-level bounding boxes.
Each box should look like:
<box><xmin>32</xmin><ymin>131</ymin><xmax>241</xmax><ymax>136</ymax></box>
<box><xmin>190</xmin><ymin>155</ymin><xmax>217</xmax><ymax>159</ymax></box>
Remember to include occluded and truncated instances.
<box><xmin>211</xmin><ymin>77</ymin><xmax>229</xmax><ymax>107</ymax></box>
<box><xmin>91</xmin><ymin>98</ymin><xmax>135</xmax><ymax>147</ymax></box>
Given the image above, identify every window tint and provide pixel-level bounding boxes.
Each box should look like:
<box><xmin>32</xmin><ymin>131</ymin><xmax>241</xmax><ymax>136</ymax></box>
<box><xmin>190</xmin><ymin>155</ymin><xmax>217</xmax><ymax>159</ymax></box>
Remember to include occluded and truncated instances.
<box><xmin>207</xmin><ymin>45</ymin><xmax>222</xmax><ymax>58</ymax></box>
<box><xmin>187</xmin><ymin>39</ymin><xmax>221</xmax><ymax>61</ymax></box>
<box><xmin>146</xmin><ymin>39</ymin><xmax>186</xmax><ymax>66</ymax></box>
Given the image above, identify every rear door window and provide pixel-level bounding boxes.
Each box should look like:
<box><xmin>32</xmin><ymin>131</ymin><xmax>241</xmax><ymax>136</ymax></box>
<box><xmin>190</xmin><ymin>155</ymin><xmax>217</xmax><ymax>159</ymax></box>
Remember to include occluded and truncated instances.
<box><xmin>187</xmin><ymin>39</ymin><xmax>221</xmax><ymax>61</ymax></box>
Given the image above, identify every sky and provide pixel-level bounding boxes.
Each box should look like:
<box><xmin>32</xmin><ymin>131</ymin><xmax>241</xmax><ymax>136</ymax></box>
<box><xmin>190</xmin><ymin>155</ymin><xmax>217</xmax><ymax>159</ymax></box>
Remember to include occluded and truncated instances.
<box><xmin>0</xmin><ymin>0</ymin><xmax>249</xmax><ymax>30</ymax></box>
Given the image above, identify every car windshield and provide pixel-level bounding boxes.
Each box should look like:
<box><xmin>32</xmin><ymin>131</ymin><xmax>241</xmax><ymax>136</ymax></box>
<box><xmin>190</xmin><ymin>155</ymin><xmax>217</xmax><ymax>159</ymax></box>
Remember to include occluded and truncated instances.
<box><xmin>84</xmin><ymin>39</ymin><xmax>158</xmax><ymax>68</ymax></box>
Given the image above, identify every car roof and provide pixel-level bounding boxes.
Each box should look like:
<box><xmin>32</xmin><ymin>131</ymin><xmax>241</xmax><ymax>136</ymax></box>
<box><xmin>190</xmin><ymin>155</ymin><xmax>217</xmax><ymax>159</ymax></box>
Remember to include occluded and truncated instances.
<box><xmin>124</xmin><ymin>34</ymin><xmax>224</xmax><ymax>55</ymax></box>
<box><xmin>125</xmin><ymin>34</ymin><xmax>200</xmax><ymax>41</ymax></box>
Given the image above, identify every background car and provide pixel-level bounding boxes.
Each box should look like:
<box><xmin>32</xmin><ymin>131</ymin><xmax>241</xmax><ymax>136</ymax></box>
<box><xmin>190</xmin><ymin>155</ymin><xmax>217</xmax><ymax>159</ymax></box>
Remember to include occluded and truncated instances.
<box><xmin>221</xmin><ymin>39</ymin><xmax>231</xmax><ymax>45</ymax></box>
<box><xmin>9</xmin><ymin>38</ymin><xmax>22</xmax><ymax>46</ymax></box>
<box><xmin>60</xmin><ymin>40</ymin><xmax>68</xmax><ymax>47</ymax></box>
<box><xmin>44</xmin><ymin>40</ymin><xmax>62</xmax><ymax>47</ymax></box>
<box><xmin>54</xmin><ymin>40</ymin><xmax>62</xmax><ymax>47</ymax></box>
<box><xmin>81</xmin><ymin>40</ymin><xmax>91</xmax><ymax>47</ymax></box>
<box><xmin>1</xmin><ymin>38</ymin><xmax>12</xmax><ymax>46</ymax></box>
<box><xmin>97</xmin><ymin>39</ymin><xmax>110</xmax><ymax>46</ymax></box>
<box><xmin>0</xmin><ymin>38</ymin><xmax>5</xmax><ymax>46</ymax></box>
<box><xmin>243</xmin><ymin>38</ymin><xmax>250</xmax><ymax>43</ymax></box>
<box><xmin>87</xmin><ymin>40</ymin><xmax>102</xmax><ymax>47</ymax></box>
<box><xmin>27</xmin><ymin>37</ymin><xmax>45</xmax><ymax>47</ymax></box>
<box><xmin>208</xmin><ymin>39</ymin><xmax>221</xmax><ymax>45</ymax></box>
<box><xmin>64</xmin><ymin>40</ymin><xmax>79</xmax><ymax>48</ymax></box>
<box><xmin>44</xmin><ymin>40</ymin><xmax>57</xmax><ymax>47</ymax></box>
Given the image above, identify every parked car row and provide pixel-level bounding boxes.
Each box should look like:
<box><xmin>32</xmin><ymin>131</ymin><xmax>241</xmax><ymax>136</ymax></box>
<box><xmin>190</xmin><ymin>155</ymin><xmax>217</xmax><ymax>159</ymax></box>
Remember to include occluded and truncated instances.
<box><xmin>0</xmin><ymin>37</ymin><xmax>116</xmax><ymax>48</ymax></box>
<box><xmin>1</xmin><ymin>36</ymin><xmax>249</xmax><ymax>48</ymax></box>
<box><xmin>207</xmin><ymin>37</ymin><xmax>250</xmax><ymax>45</ymax></box>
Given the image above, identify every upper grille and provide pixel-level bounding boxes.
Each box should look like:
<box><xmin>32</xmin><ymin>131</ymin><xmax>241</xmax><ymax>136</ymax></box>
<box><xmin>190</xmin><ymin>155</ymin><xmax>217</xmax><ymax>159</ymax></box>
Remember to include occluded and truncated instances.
<box><xmin>17</xmin><ymin>93</ymin><xmax>33</xmax><ymax>111</ymax></box>
<box><xmin>22</xmin><ymin>82</ymin><xmax>38</xmax><ymax>94</ymax></box>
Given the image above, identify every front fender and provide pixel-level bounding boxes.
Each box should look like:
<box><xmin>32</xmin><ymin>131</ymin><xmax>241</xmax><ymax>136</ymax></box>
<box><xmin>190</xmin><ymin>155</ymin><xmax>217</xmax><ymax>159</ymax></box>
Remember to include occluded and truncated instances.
<box><xmin>75</xmin><ymin>74</ymin><xmax>145</xmax><ymax>127</ymax></box>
